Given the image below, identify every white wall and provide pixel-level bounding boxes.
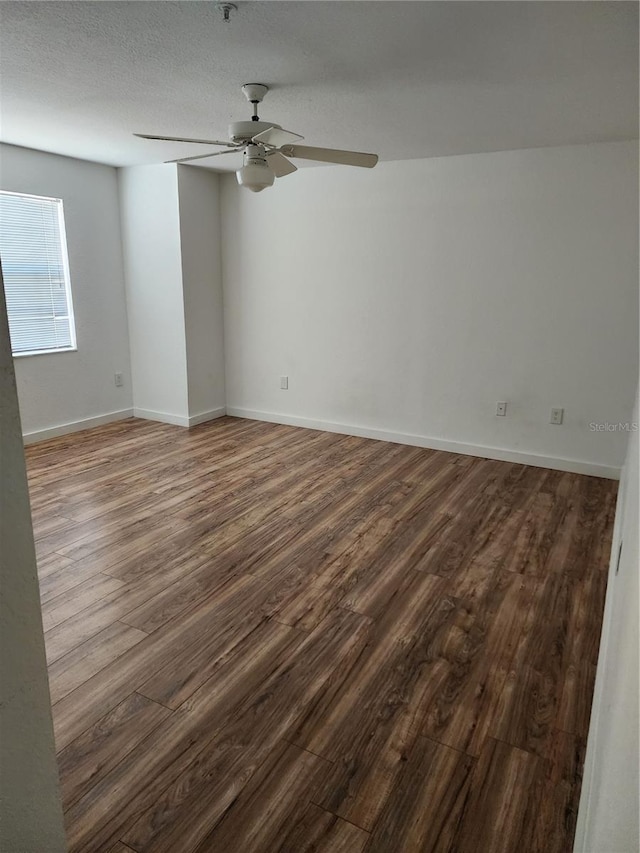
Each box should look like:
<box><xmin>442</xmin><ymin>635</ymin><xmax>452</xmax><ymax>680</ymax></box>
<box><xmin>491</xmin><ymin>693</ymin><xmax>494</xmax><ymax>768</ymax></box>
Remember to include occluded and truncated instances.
<box><xmin>0</xmin><ymin>279</ymin><xmax>67</xmax><ymax>852</ymax></box>
<box><xmin>574</xmin><ymin>388</ymin><xmax>639</xmax><ymax>852</ymax></box>
<box><xmin>0</xmin><ymin>144</ymin><xmax>133</xmax><ymax>440</ymax></box>
<box><xmin>119</xmin><ymin>164</ymin><xmax>189</xmax><ymax>423</ymax></box>
<box><xmin>177</xmin><ymin>165</ymin><xmax>226</xmax><ymax>420</ymax></box>
<box><xmin>119</xmin><ymin>163</ymin><xmax>225</xmax><ymax>426</ymax></box>
<box><xmin>221</xmin><ymin>140</ymin><xmax>638</xmax><ymax>477</ymax></box>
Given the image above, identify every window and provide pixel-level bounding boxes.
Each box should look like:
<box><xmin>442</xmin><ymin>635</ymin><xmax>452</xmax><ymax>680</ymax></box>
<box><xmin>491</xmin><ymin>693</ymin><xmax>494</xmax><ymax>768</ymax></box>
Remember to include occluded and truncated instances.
<box><xmin>0</xmin><ymin>190</ymin><xmax>76</xmax><ymax>356</ymax></box>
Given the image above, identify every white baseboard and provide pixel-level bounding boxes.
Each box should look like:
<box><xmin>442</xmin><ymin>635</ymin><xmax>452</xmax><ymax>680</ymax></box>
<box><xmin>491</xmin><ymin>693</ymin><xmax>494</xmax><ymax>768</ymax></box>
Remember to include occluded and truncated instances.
<box><xmin>22</xmin><ymin>404</ymin><xmax>621</xmax><ymax>479</ymax></box>
<box><xmin>133</xmin><ymin>408</ymin><xmax>188</xmax><ymax>427</ymax></box>
<box><xmin>188</xmin><ymin>407</ymin><xmax>227</xmax><ymax>427</ymax></box>
<box><xmin>22</xmin><ymin>409</ymin><xmax>134</xmax><ymax>444</ymax></box>
<box><xmin>226</xmin><ymin>406</ymin><xmax>621</xmax><ymax>480</ymax></box>
<box><xmin>133</xmin><ymin>407</ymin><xmax>226</xmax><ymax>428</ymax></box>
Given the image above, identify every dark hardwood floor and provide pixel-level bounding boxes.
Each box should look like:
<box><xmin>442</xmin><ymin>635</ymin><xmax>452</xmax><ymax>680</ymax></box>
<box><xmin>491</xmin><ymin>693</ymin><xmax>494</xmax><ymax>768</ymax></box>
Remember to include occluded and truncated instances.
<box><xmin>25</xmin><ymin>416</ymin><xmax>617</xmax><ymax>853</ymax></box>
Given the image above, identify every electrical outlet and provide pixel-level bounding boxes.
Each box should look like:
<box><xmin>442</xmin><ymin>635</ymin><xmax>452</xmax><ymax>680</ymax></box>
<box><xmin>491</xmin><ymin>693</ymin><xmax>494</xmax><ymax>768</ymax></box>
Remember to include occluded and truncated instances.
<box><xmin>114</xmin><ymin>372</ymin><xmax>124</xmax><ymax>387</ymax></box>
<box><xmin>550</xmin><ymin>407</ymin><xmax>564</xmax><ymax>425</ymax></box>
<box><xmin>280</xmin><ymin>376</ymin><xmax>288</xmax><ymax>390</ymax></box>
<box><xmin>496</xmin><ymin>401</ymin><xmax>507</xmax><ymax>417</ymax></box>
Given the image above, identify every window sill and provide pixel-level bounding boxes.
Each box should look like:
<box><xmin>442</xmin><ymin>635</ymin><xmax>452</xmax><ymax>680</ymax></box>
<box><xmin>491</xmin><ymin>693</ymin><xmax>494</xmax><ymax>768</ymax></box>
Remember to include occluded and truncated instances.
<box><xmin>13</xmin><ymin>347</ymin><xmax>78</xmax><ymax>359</ymax></box>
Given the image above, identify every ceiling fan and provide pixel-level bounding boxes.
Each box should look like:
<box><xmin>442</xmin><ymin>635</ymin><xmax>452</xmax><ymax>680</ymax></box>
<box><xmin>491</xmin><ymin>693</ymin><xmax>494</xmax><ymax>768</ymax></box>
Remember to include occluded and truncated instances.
<box><xmin>134</xmin><ymin>83</ymin><xmax>378</xmax><ymax>192</ymax></box>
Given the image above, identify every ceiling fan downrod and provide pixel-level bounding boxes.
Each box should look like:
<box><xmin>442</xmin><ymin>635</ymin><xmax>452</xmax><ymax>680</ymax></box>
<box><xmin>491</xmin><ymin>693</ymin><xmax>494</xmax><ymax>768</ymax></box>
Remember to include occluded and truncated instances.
<box><xmin>242</xmin><ymin>83</ymin><xmax>269</xmax><ymax>122</ymax></box>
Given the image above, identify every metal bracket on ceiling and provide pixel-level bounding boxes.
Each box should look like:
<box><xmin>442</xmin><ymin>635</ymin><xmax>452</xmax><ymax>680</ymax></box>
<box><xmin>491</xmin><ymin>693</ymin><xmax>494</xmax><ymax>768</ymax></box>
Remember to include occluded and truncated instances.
<box><xmin>216</xmin><ymin>3</ymin><xmax>237</xmax><ymax>23</ymax></box>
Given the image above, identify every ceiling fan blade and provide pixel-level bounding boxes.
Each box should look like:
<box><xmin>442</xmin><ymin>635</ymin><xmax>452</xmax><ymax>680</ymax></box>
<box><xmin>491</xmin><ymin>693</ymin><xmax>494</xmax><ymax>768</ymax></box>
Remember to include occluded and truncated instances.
<box><xmin>266</xmin><ymin>151</ymin><xmax>298</xmax><ymax>178</ymax></box>
<box><xmin>135</xmin><ymin>133</ymin><xmax>239</xmax><ymax>147</ymax></box>
<box><xmin>252</xmin><ymin>126</ymin><xmax>304</xmax><ymax>147</ymax></box>
<box><xmin>279</xmin><ymin>144</ymin><xmax>378</xmax><ymax>168</ymax></box>
<box><xmin>165</xmin><ymin>149</ymin><xmax>240</xmax><ymax>164</ymax></box>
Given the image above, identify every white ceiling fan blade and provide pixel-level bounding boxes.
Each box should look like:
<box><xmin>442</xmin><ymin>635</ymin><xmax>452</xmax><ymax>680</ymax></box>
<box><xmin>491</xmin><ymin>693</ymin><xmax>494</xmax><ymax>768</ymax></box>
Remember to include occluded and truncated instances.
<box><xmin>252</xmin><ymin>126</ymin><xmax>304</xmax><ymax>147</ymax></box>
<box><xmin>279</xmin><ymin>144</ymin><xmax>378</xmax><ymax>168</ymax></box>
<box><xmin>165</xmin><ymin>149</ymin><xmax>240</xmax><ymax>164</ymax></box>
<box><xmin>266</xmin><ymin>151</ymin><xmax>298</xmax><ymax>178</ymax></box>
<box><xmin>135</xmin><ymin>133</ymin><xmax>239</xmax><ymax>147</ymax></box>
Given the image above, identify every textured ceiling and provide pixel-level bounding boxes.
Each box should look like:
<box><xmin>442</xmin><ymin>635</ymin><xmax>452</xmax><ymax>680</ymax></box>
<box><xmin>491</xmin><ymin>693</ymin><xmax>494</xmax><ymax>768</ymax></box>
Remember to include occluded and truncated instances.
<box><xmin>0</xmin><ymin>1</ymin><xmax>637</xmax><ymax>172</ymax></box>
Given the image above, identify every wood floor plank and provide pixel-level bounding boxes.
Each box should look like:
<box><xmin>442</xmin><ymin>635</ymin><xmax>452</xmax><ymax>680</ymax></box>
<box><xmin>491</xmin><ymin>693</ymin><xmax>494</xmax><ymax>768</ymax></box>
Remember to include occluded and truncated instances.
<box><xmin>43</xmin><ymin>557</ymin><xmax>195</xmax><ymax>664</ymax></box>
<box><xmin>567</xmin><ymin>474</ymin><xmax>618</xmax><ymax>574</ymax></box>
<box><xmin>135</xmin><ymin>574</ymin><xmax>298</xmax><ymax>708</ymax></box>
<box><xmin>36</xmin><ymin>550</ymin><xmax>77</xmax><ymax>581</ymax></box>
<box><xmin>39</xmin><ymin>555</ymin><xmax>107</xmax><ymax>604</ymax></box>
<box><xmin>57</xmin><ymin>692</ymin><xmax>171</xmax><ymax>810</ymax></box>
<box><xmin>273</xmin><ymin>447</ymin><xmax>453</xmax><ymax>623</ymax></box>
<box><xmin>555</xmin><ymin>661</ymin><xmax>598</xmax><ymax>739</ymax></box>
<box><xmin>64</xmin><ymin>620</ymin><xmax>304</xmax><ymax>841</ymax></box>
<box><xmin>172</xmin><ymin>429</ymin><xmax>362</xmax><ymax>525</ymax></box>
<box><xmin>45</xmin><ymin>544</ymin><xmax>248</xmax><ymax>663</ymax></box>
<box><xmin>277</xmin><ymin>803</ymin><xmax>370</xmax><ymax>852</ymax></box>
<box><xmin>416</xmin><ymin>492</ymin><xmax>513</xmax><ymax>578</ymax></box>
<box><xmin>523</xmin><ymin>729</ymin><xmax>586</xmax><ymax>853</ymax></box>
<box><xmin>55</xmin><ymin>514</ymin><xmax>187</xmax><ymax>571</ymax></box>
<box><xmin>488</xmin><ymin>569</ymin><xmax>592</xmax><ymax>757</ymax></box>
<box><xmin>291</xmin><ymin>572</ymin><xmax>449</xmax><ymax>755</ymax></box>
<box><xmin>366</xmin><ymin>735</ymin><xmax>474</xmax><ymax>853</ymax></box>
<box><xmin>51</xmin><ymin>572</ymin><xmax>261</xmax><ymax>750</ymax></box>
<box><xmin>32</xmin><ymin>514</ymin><xmax>78</xmax><ymax>543</ymax></box>
<box><xmin>503</xmin><ymin>479</ymin><xmax>574</xmax><ymax>576</ymax></box>
<box><xmin>120</xmin><ymin>609</ymin><xmax>371</xmax><ymax>853</ymax></box>
<box><xmin>190</xmin><ymin>740</ymin><xmax>333</xmax><ymax>852</ymax></box>
<box><xmin>48</xmin><ymin>621</ymin><xmax>148</xmax><ymax>705</ymax></box>
<box><xmin>450</xmin><ymin>737</ymin><xmax>541</xmax><ymax>853</ymax></box>
<box><xmin>274</xmin><ymin>504</ymin><xmax>402</xmax><ymax>630</ymax></box>
<box><xmin>41</xmin><ymin>573</ymin><xmax>125</xmax><ymax>632</ymax></box>
<box><xmin>173</xmin><ymin>619</ymin><xmax>308</xmax><ymax>721</ymax></box>
<box><xmin>118</xmin><ymin>552</ymin><xmax>245</xmax><ymax>633</ymax></box>
<box><xmin>44</xmin><ymin>584</ymin><xmax>140</xmax><ymax>665</ymax></box>
<box><xmin>291</xmin><ymin>574</ymin><xmax>457</xmax><ymax>830</ymax></box>
<box><xmin>421</xmin><ymin>572</ymin><xmax>537</xmax><ymax>757</ymax></box>
<box><xmin>64</xmin><ymin>609</ymin><xmax>369</xmax><ymax>853</ymax></box>
<box><xmin>23</xmin><ymin>417</ymin><xmax>615</xmax><ymax>853</ymax></box>
<box><xmin>338</xmin><ymin>510</ymin><xmax>453</xmax><ymax>618</ymax></box>
<box><xmin>35</xmin><ymin>518</ymin><xmax>107</xmax><ymax>561</ymax></box>
<box><xmin>98</xmin><ymin>436</ymin><xmax>382</xmax><ymax>591</ymax></box>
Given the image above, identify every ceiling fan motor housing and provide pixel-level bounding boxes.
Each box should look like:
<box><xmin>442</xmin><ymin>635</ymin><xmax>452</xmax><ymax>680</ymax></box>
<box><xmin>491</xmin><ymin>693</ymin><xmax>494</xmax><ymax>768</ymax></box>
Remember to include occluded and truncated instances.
<box><xmin>229</xmin><ymin>120</ymin><xmax>281</xmax><ymax>143</ymax></box>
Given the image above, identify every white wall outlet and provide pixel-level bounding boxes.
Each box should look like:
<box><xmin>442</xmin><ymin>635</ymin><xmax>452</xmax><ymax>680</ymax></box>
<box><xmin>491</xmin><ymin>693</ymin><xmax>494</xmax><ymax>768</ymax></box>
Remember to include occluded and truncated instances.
<box><xmin>114</xmin><ymin>372</ymin><xmax>124</xmax><ymax>387</ymax></box>
<box><xmin>550</xmin><ymin>407</ymin><xmax>564</xmax><ymax>425</ymax></box>
<box><xmin>496</xmin><ymin>401</ymin><xmax>507</xmax><ymax>417</ymax></box>
<box><xmin>280</xmin><ymin>375</ymin><xmax>289</xmax><ymax>390</ymax></box>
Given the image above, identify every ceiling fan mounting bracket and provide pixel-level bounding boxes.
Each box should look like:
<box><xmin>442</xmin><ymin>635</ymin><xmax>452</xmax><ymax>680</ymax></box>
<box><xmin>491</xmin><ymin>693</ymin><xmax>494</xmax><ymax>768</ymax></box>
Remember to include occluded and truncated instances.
<box><xmin>216</xmin><ymin>3</ymin><xmax>237</xmax><ymax>23</ymax></box>
<box><xmin>242</xmin><ymin>83</ymin><xmax>269</xmax><ymax>104</ymax></box>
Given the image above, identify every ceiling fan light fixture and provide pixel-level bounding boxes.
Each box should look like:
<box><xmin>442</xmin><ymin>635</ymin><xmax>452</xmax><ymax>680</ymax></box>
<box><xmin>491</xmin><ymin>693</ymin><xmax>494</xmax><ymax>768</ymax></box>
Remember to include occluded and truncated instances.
<box><xmin>236</xmin><ymin>146</ymin><xmax>275</xmax><ymax>192</ymax></box>
<box><xmin>136</xmin><ymin>83</ymin><xmax>378</xmax><ymax>190</ymax></box>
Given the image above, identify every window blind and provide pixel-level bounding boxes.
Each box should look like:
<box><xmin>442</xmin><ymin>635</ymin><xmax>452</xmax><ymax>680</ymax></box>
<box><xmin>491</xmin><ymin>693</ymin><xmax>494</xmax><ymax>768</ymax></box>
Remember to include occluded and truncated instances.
<box><xmin>0</xmin><ymin>191</ymin><xmax>76</xmax><ymax>355</ymax></box>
